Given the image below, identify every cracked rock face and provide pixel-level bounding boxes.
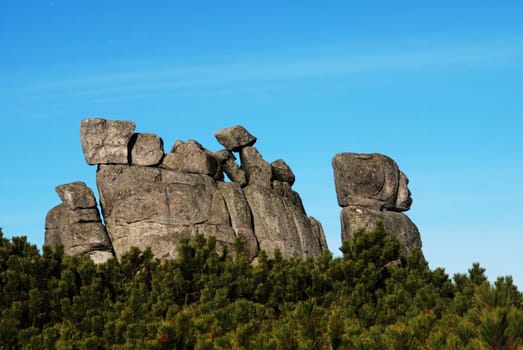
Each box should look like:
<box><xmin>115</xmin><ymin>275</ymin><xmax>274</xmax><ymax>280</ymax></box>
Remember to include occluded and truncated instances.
<box><xmin>45</xmin><ymin>182</ymin><xmax>114</xmax><ymax>263</ymax></box>
<box><xmin>332</xmin><ymin>152</ymin><xmax>421</xmax><ymax>256</ymax></box>
<box><xmin>45</xmin><ymin>119</ymin><xmax>328</xmax><ymax>262</ymax></box>
<box><xmin>80</xmin><ymin>118</ymin><xmax>136</xmax><ymax>165</ymax></box>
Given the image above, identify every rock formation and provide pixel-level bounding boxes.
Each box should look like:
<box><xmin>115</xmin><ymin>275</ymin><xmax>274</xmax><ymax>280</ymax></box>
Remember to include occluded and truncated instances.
<box><xmin>332</xmin><ymin>153</ymin><xmax>422</xmax><ymax>256</ymax></box>
<box><xmin>46</xmin><ymin>119</ymin><xmax>425</xmax><ymax>263</ymax></box>
<box><xmin>45</xmin><ymin>118</ymin><xmax>328</xmax><ymax>262</ymax></box>
<box><xmin>44</xmin><ymin>182</ymin><xmax>114</xmax><ymax>263</ymax></box>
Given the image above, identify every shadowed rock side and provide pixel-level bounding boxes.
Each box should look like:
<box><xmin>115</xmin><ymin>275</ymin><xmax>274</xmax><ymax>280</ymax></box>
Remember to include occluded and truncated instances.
<box><xmin>45</xmin><ymin>118</ymin><xmax>328</xmax><ymax>262</ymax></box>
<box><xmin>332</xmin><ymin>153</ymin><xmax>422</xmax><ymax>256</ymax></box>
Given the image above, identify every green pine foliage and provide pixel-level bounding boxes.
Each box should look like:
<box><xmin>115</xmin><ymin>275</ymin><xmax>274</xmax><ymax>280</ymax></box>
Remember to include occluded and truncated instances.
<box><xmin>1</xmin><ymin>225</ymin><xmax>522</xmax><ymax>349</ymax></box>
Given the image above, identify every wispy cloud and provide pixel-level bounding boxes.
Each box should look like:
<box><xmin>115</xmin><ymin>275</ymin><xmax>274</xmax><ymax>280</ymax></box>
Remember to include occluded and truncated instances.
<box><xmin>3</xmin><ymin>38</ymin><xmax>522</xmax><ymax>103</ymax></box>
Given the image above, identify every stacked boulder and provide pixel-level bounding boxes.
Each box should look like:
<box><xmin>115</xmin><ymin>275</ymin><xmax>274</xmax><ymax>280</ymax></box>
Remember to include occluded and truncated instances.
<box><xmin>332</xmin><ymin>153</ymin><xmax>422</xmax><ymax>256</ymax></box>
<box><xmin>45</xmin><ymin>118</ymin><xmax>328</xmax><ymax>262</ymax></box>
<box><xmin>44</xmin><ymin>182</ymin><xmax>114</xmax><ymax>263</ymax></box>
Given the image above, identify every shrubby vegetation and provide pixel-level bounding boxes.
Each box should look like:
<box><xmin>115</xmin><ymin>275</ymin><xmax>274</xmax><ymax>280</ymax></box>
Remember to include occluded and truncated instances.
<box><xmin>1</xmin><ymin>224</ymin><xmax>522</xmax><ymax>349</ymax></box>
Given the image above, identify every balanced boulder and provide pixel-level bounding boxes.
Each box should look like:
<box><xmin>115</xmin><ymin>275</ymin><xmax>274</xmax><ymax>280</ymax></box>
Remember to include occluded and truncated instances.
<box><xmin>214</xmin><ymin>125</ymin><xmax>257</xmax><ymax>151</ymax></box>
<box><xmin>45</xmin><ymin>182</ymin><xmax>114</xmax><ymax>263</ymax></box>
<box><xmin>80</xmin><ymin>118</ymin><xmax>135</xmax><ymax>165</ymax></box>
<box><xmin>332</xmin><ymin>152</ymin><xmax>421</xmax><ymax>256</ymax></box>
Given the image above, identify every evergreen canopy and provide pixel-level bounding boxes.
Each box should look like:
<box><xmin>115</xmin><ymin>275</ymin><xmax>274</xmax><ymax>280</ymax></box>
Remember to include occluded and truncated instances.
<box><xmin>1</xmin><ymin>225</ymin><xmax>522</xmax><ymax>349</ymax></box>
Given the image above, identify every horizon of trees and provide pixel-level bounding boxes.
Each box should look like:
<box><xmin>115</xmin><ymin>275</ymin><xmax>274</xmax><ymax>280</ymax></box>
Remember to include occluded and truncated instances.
<box><xmin>1</xmin><ymin>224</ymin><xmax>522</xmax><ymax>349</ymax></box>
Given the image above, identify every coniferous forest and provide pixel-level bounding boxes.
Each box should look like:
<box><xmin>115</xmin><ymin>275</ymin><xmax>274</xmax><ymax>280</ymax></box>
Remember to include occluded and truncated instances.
<box><xmin>1</xmin><ymin>224</ymin><xmax>522</xmax><ymax>349</ymax></box>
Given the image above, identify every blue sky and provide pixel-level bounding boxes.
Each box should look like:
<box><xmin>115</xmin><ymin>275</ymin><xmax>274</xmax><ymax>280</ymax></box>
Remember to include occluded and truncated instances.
<box><xmin>1</xmin><ymin>1</ymin><xmax>522</xmax><ymax>287</ymax></box>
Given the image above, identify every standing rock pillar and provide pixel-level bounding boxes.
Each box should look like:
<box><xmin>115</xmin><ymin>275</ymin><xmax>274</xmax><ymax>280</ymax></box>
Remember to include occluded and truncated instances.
<box><xmin>332</xmin><ymin>153</ymin><xmax>422</xmax><ymax>256</ymax></box>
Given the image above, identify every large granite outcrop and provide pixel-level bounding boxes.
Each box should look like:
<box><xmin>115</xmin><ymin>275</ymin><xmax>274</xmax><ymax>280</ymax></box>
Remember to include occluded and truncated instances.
<box><xmin>332</xmin><ymin>153</ymin><xmax>422</xmax><ymax>256</ymax></box>
<box><xmin>45</xmin><ymin>119</ymin><xmax>328</xmax><ymax>262</ymax></box>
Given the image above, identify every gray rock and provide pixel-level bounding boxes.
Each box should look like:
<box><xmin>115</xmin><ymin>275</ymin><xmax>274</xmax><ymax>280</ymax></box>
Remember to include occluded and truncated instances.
<box><xmin>333</xmin><ymin>153</ymin><xmax>399</xmax><ymax>210</ymax></box>
<box><xmin>161</xmin><ymin>140</ymin><xmax>217</xmax><ymax>176</ymax></box>
<box><xmin>243</xmin><ymin>185</ymin><xmax>303</xmax><ymax>258</ymax></box>
<box><xmin>88</xmin><ymin>251</ymin><xmax>116</xmax><ymax>264</ymax></box>
<box><xmin>309</xmin><ymin>216</ymin><xmax>328</xmax><ymax>251</ymax></box>
<box><xmin>55</xmin><ymin>181</ymin><xmax>97</xmax><ymax>210</ymax></box>
<box><xmin>130</xmin><ymin>133</ymin><xmax>164</xmax><ymax>166</ymax></box>
<box><xmin>214</xmin><ymin>150</ymin><xmax>246</xmax><ymax>185</ymax></box>
<box><xmin>340</xmin><ymin>206</ymin><xmax>422</xmax><ymax>256</ymax></box>
<box><xmin>47</xmin><ymin>119</ymin><xmax>332</xmax><ymax>263</ymax></box>
<box><xmin>45</xmin><ymin>184</ymin><xmax>114</xmax><ymax>264</ymax></box>
<box><xmin>96</xmin><ymin>165</ymin><xmax>161</xmax><ymax>217</ymax></box>
<box><xmin>206</xmin><ymin>149</ymin><xmax>225</xmax><ymax>181</ymax></box>
<box><xmin>272</xmin><ymin>180</ymin><xmax>304</xmax><ymax>211</ymax></box>
<box><xmin>217</xmin><ymin>181</ymin><xmax>258</xmax><ymax>259</ymax></box>
<box><xmin>214</xmin><ymin>149</ymin><xmax>233</xmax><ymax>163</ymax></box>
<box><xmin>394</xmin><ymin>171</ymin><xmax>412</xmax><ymax>212</ymax></box>
<box><xmin>80</xmin><ymin>118</ymin><xmax>135</xmax><ymax>165</ymax></box>
<box><xmin>214</xmin><ymin>125</ymin><xmax>257</xmax><ymax>151</ymax></box>
<box><xmin>96</xmin><ymin>163</ymin><xmax>235</xmax><ymax>259</ymax></box>
<box><xmin>271</xmin><ymin>159</ymin><xmax>295</xmax><ymax>185</ymax></box>
<box><xmin>240</xmin><ymin>146</ymin><xmax>272</xmax><ymax>188</ymax></box>
<box><xmin>282</xmin><ymin>194</ymin><xmax>323</xmax><ymax>257</ymax></box>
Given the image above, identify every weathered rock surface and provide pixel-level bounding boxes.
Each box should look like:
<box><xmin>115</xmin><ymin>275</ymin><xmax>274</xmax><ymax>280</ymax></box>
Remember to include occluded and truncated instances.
<box><xmin>45</xmin><ymin>182</ymin><xmax>114</xmax><ymax>263</ymax></box>
<box><xmin>340</xmin><ymin>206</ymin><xmax>421</xmax><ymax>256</ymax></box>
<box><xmin>271</xmin><ymin>159</ymin><xmax>295</xmax><ymax>185</ymax></box>
<box><xmin>333</xmin><ymin>152</ymin><xmax>421</xmax><ymax>256</ymax></box>
<box><xmin>332</xmin><ymin>153</ymin><xmax>401</xmax><ymax>210</ymax></box>
<box><xmin>48</xmin><ymin>118</ymin><xmax>428</xmax><ymax>264</ymax></box>
<box><xmin>310</xmin><ymin>216</ymin><xmax>329</xmax><ymax>251</ymax></box>
<box><xmin>56</xmin><ymin>181</ymin><xmax>98</xmax><ymax>210</ymax></box>
<box><xmin>217</xmin><ymin>181</ymin><xmax>258</xmax><ymax>259</ymax></box>
<box><xmin>240</xmin><ymin>146</ymin><xmax>272</xmax><ymax>188</ymax></box>
<box><xmin>215</xmin><ymin>150</ymin><xmax>247</xmax><ymax>186</ymax></box>
<box><xmin>130</xmin><ymin>133</ymin><xmax>164</xmax><ymax>166</ymax></box>
<box><xmin>80</xmin><ymin>118</ymin><xmax>135</xmax><ymax>165</ymax></box>
<box><xmin>161</xmin><ymin>140</ymin><xmax>218</xmax><ymax>176</ymax></box>
<box><xmin>395</xmin><ymin>171</ymin><xmax>412</xmax><ymax>212</ymax></box>
<box><xmin>214</xmin><ymin>125</ymin><xmax>257</xmax><ymax>151</ymax></box>
<box><xmin>46</xmin><ymin>119</ymin><xmax>328</xmax><ymax>262</ymax></box>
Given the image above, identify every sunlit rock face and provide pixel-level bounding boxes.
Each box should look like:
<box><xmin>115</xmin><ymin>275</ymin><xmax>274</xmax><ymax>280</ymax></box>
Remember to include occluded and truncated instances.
<box><xmin>44</xmin><ymin>182</ymin><xmax>113</xmax><ymax>264</ymax></box>
<box><xmin>45</xmin><ymin>118</ymin><xmax>328</xmax><ymax>262</ymax></box>
<box><xmin>332</xmin><ymin>152</ymin><xmax>421</xmax><ymax>256</ymax></box>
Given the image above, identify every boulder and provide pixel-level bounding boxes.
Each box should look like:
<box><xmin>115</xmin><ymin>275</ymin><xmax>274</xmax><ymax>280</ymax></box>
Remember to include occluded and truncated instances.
<box><xmin>240</xmin><ymin>146</ymin><xmax>272</xmax><ymax>188</ymax></box>
<box><xmin>56</xmin><ymin>181</ymin><xmax>97</xmax><ymax>210</ymax></box>
<box><xmin>129</xmin><ymin>133</ymin><xmax>164</xmax><ymax>166</ymax></box>
<box><xmin>271</xmin><ymin>159</ymin><xmax>295</xmax><ymax>185</ymax></box>
<box><xmin>340</xmin><ymin>206</ymin><xmax>421</xmax><ymax>256</ymax></box>
<box><xmin>214</xmin><ymin>125</ymin><xmax>257</xmax><ymax>151</ymax></box>
<box><xmin>332</xmin><ymin>153</ymin><xmax>399</xmax><ymax>210</ymax></box>
<box><xmin>161</xmin><ymin>140</ymin><xmax>218</xmax><ymax>176</ymax></box>
<box><xmin>45</xmin><ymin>182</ymin><xmax>113</xmax><ymax>263</ymax></box>
<box><xmin>333</xmin><ymin>152</ymin><xmax>421</xmax><ymax>257</ymax></box>
<box><xmin>215</xmin><ymin>150</ymin><xmax>247</xmax><ymax>186</ymax></box>
<box><xmin>80</xmin><ymin>118</ymin><xmax>135</xmax><ymax>165</ymax></box>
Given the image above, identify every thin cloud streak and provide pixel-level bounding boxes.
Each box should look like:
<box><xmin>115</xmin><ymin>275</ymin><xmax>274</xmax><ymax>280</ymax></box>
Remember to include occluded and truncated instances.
<box><xmin>4</xmin><ymin>40</ymin><xmax>522</xmax><ymax>102</ymax></box>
